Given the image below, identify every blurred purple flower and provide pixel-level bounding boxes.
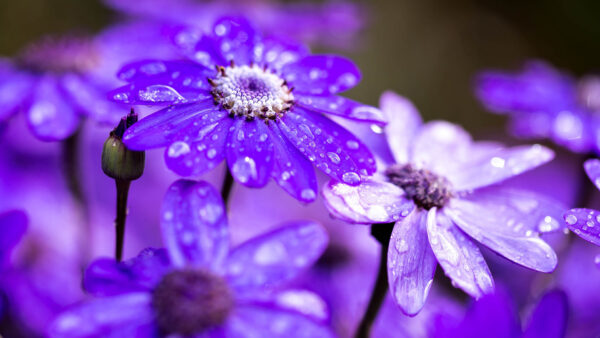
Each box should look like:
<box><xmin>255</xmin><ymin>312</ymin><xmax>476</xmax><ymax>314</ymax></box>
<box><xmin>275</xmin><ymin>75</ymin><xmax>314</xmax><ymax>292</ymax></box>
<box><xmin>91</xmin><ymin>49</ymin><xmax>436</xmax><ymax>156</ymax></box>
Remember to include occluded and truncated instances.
<box><xmin>50</xmin><ymin>179</ymin><xmax>332</xmax><ymax>337</ymax></box>
<box><xmin>0</xmin><ymin>210</ymin><xmax>27</xmax><ymax>269</ymax></box>
<box><xmin>323</xmin><ymin>91</ymin><xmax>563</xmax><ymax>316</ymax></box>
<box><xmin>111</xmin><ymin>17</ymin><xmax>381</xmax><ymax>202</ymax></box>
<box><xmin>475</xmin><ymin>60</ymin><xmax>600</xmax><ymax>154</ymax></box>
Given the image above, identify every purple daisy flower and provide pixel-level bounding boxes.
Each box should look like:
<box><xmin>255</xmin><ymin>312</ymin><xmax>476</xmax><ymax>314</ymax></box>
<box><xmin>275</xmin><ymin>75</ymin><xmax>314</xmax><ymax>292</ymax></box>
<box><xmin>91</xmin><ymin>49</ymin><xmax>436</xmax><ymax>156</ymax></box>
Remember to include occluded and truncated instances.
<box><xmin>110</xmin><ymin>17</ymin><xmax>382</xmax><ymax>202</ymax></box>
<box><xmin>475</xmin><ymin>60</ymin><xmax>600</xmax><ymax>154</ymax></box>
<box><xmin>49</xmin><ymin>179</ymin><xmax>332</xmax><ymax>337</ymax></box>
<box><xmin>323</xmin><ymin>91</ymin><xmax>562</xmax><ymax>315</ymax></box>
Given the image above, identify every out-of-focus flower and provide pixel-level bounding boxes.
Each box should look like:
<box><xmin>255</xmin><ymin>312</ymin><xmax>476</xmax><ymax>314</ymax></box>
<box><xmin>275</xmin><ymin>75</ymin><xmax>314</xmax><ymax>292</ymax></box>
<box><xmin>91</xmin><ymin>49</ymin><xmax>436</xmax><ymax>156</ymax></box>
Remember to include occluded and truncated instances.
<box><xmin>0</xmin><ymin>210</ymin><xmax>27</xmax><ymax>269</ymax></box>
<box><xmin>103</xmin><ymin>0</ymin><xmax>366</xmax><ymax>49</ymax></box>
<box><xmin>475</xmin><ymin>61</ymin><xmax>600</xmax><ymax>154</ymax></box>
<box><xmin>111</xmin><ymin>17</ymin><xmax>382</xmax><ymax>202</ymax></box>
<box><xmin>50</xmin><ymin>179</ymin><xmax>332</xmax><ymax>337</ymax></box>
<box><xmin>323</xmin><ymin>91</ymin><xmax>563</xmax><ymax>316</ymax></box>
<box><xmin>433</xmin><ymin>288</ymin><xmax>568</xmax><ymax>338</ymax></box>
<box><xmin>564</xmin><ymin>158</ymin><xmax>600</xmax><ymax>249</ymax></box>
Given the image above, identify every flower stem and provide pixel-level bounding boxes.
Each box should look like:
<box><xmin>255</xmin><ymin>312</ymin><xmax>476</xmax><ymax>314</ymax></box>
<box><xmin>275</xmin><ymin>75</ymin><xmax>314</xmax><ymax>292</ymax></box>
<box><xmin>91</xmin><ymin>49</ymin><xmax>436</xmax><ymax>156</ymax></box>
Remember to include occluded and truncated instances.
<box><xmin>355</xmin><ymin>223</ymin><xmax>394</xmax><ymax>338</ymax></box>
<box><xmin>115</xmin><ymin>179</ymin><xmax>131</xmax><ymax>262</ymax></box>
<box><xmin>221</xmin><ymin>167</ymin><xmax>235</xmax><ymax>204</ymax></box>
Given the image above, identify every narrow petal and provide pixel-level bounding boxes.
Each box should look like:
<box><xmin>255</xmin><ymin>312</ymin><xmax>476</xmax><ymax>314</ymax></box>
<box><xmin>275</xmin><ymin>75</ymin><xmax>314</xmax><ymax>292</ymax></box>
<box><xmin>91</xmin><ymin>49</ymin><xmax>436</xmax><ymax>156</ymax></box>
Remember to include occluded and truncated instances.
<box><xmin>48</xmin><ymin>293</ymin><xmax>155</xmax><ymax>338</ymax></box>
<box><xmin>268</xmin><ymin>124</ymin><xmax>318</xmax><ymax>203</ymax></box>
<box><xmin>564</xmin><ymin>208</ymin><xmax>600</xmax><ymax>246</ymax></box>
<box><xmin>0</xmin><ymin>62</ymin><xmax>34</xmax><ymax>121</ymax></box>
<box><xmin>26</xmin><ymin>76</ymin><xmax>80</xmax><ymax>141</ymax></box>
<box><xmin>296</xmin><ymin>95</ymin><xmax>386</xmax><ymax>124</ymax></box>
<box><xmin>279</xmin><ymin>109</ymin><xmax>376</xmax><ymax>185</ymax></box>
<box><xmin>380</xmin><ymin>91</ymin><xmax>423</xmax><ymax>164</ymax></box>
<box><xmin>212</xmin><ymin>17</ymin><xmax>257</xmax><ymax>65</ymax></box>
<box><xmin>447</xmin><ymin>198</ymin><xmax>558</xmax><ymax>273</ymax></box>
<box><xmin>163</xmin><ymin>117</ymin><xmax>233</xmax><ymax>177</ymax></box>
<box><xmin>282</xmin><ymin>55</ymin><xmax>361</xmax><ymax>95</ymax></box>
<box><xmin>427</xmin><ymin>209</ymin><xmax>494</xmax><ymax>298</ymax></box>
<box><xmin>123</xmin><ymin>101</ymin><xmax>224</xmax><ymax>150</ymax></box>
<box><xmin>387</xmin><ymin>210</ymin><xmax>437</xmax><ymax>316</ymax></box>
<box><xmin>226</xmin><ymin>119</ymin><xmax>274</xmax><ymax>188</ymax></box>
<box><xmin>449</xmin><ymin>144</ymin><xmax>555</xmax><ymax>191</ymax></box>
<box><xmin>255</xmin><ymin>36</ymin><xmax>309</xmax><ymax>71</ymax></box>
<box><xmin>84</xmin><ymin>248</ymin><xmax>170</xmax><ymax>296</ymax></box>
<box><xmin>0</xmin><ymin>210</ymin><xmax>27</xmax><ymax>264</ymax></box>
<box><xmin>225</xmin><ymin>221</ymin><xmax>328</xmax><ymax>291</ymax></box>
<box><xmin>60</xmin><ymin>74</ymin><xmax>122</xmax><ymax>124</ymax></box>
<box><xmin>322</xmin><ymin>179</ymin><xmax>414</xmax><ymax>224</ymax></box>
<box><xmin>584</xmin><ymin>158</ymin><xmax>600</xmax><ymax>191</ymax></box>
<box><xmin>109</xmin><ymin>79</ymin><xmax>211</xmax><ymax>105</ymax></box>
<box><xmin>522</xmin><ymin>290</ymin><xmax>568</xmax><ymax>338</ymax></box>
<box><xmin>161</xmin><ymin>180</ymin><xmax>229</xmax><ymax>269</ymax></box>
<box><xmin>117</xmin><ymin>59</ymin><xmax>211</xmax><ymax>83</ymax></box>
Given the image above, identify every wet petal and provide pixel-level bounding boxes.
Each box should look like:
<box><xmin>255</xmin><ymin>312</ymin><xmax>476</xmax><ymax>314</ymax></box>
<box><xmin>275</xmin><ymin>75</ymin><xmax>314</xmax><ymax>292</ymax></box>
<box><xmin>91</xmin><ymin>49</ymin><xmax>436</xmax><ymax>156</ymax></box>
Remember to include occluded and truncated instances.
<box><xmin>212</xmin><ymin>17</ymin><xmax>258</xmax><ymax>65</ymax></box>
<box><xmin>109</xmin><ymin>76</ymin><xmax>211</xmax><ymax>105</ymax></box>
<box><xmin>380</xmin><ymin>91</ymin><xmax>423</xmax><ymax>164</ymax></box>
<box><xmin>225</xmin><ymin>221</ymin><xmax>327</xmax><ymax>291</ymax></box>
<box><xmin>584</xmin><ymin>158</ymin><xmax>600</xmax><ymax>191</ymax></box>
<box><xmin>226</xmin><ymin>119</ymin><xmax>274</xmax><ymax>188</ymax></box>
<box><xmin>427</xmin><ymin>209</ymin><xmax>494</xmax><ymax>298</ymax></box>
<box><xmin>254</xmin><ymin>36</ymin><xmax>309</xmax><ymax>71</ymax></box>
<box><xmin>279</xmin><ymin>109</ymin><xmax>376</xmax><ymax>185</ymax></box>
<box><xmin>522</xmin><ymin>290</ymin><xmax>568</xmax><ymax>338</ymax></box>
<box><xmin>161</xmin><ymin>180</ymin><xmax>229</xmax><ymax>269</ymax></box>
<box><xmin>322</xmin><ymin>179</ymin><xmax>414</xmax><ymax>224</ymax></box>
<box><xmin>268</xmin><ymin>124</ymin><xmax>318</xmax><ymax>203</ymax></box>
<box><xmin>117</xmin><ymin>59</ymin><xmax>211</xmax><ymax>83</ymax></box>
<box><xmin>387</xmin><ymin>210</ymin><xmax>437</xmax><ymax>316</ymax></box>
<box><xmin>564</xmin><ymin>208</ymin><xmax>600</xmax><ymax>246</ymax></box>
<box><xmin>189</xmin><ymin>34</ymin><xmax>227</xmax><ymax>67</ymax></box>
<box><xmin>296</xmin><ymin>95</ymin><xmax>386</xmax><ymax>124</ymax></box>
<box><xmin>282</xmin><ymin>55</ymin><xmax>361</xmax><ymax>95</ymax></box>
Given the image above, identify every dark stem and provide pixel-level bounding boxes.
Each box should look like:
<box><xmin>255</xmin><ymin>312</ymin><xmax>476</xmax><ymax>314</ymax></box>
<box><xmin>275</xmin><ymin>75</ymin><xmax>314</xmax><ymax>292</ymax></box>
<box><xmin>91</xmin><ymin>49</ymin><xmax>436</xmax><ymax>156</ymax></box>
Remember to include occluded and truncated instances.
<box><xmin>355</xmin><ymin>223</ymin><xmax>394</xmax><ymax>338</ymax></box>
<box><xmin>220</xmin><ymin>167</ymin><xmax>235</xmax><ymax>204</ymax></box>
<box><xmin>574</xmin><ymin>152</ymin><xmax>597</xmax><ymax>208</ymax></box>
<box><xmin>115</xmin><ymin>179</ymin><xmax>131</xmax><ymax>262</ymax></box>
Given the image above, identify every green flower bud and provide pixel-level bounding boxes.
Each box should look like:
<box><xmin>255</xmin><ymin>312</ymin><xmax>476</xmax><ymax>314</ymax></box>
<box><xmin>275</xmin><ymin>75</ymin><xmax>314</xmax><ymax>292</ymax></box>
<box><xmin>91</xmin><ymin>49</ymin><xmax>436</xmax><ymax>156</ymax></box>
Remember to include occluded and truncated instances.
<box><xmin>102</xmin><ymin>110</ymin><xmax>145</xmax><ymax>181</ymax></box>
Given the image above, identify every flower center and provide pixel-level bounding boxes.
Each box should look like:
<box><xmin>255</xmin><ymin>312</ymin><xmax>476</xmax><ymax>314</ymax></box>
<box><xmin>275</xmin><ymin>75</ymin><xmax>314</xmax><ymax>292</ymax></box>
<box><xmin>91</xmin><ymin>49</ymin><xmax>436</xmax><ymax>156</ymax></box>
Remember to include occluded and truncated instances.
<box><xmin>18</xmin><ymin>36</ymin><xmax>100</xmax><ymax>73</ymax></box>
<box><xmin>209</xmin><ymin>64</ymin><xmax>294</xmax><ymax>120</ymax></box>
<box><xmin>385</xmin><ymin>164</ymin><xmax>453</xmax><ymax>210</ymax></box>
<box><xmin>151</xmin><ymin>269</ymin><xmax>234</xmax><ymax>335</ymax></box>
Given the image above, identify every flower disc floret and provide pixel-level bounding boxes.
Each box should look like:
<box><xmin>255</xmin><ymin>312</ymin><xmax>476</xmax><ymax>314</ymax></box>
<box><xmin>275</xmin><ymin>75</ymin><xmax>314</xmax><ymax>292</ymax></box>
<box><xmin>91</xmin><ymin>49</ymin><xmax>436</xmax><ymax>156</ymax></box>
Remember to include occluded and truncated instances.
<box><xmin>385</xmin><ymin>164</ymin><xmax>453</xmax><ymax>210</ymax></box>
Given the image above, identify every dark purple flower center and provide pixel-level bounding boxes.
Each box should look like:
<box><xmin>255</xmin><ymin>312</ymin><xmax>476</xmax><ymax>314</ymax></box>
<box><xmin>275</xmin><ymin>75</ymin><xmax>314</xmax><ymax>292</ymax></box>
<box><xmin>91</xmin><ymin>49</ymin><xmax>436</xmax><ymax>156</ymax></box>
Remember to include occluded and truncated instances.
<box><xmin>385</xmin><ymin>164</ymin><xmax>453</xmax><ymax>210</ymax></box>
<box><xmin>578</xmin><ymin>76</ymin><xmax>600</xmax><ymax>112</ymax></box>
<box><xmin>151</xmin><ymin>269</ymin><xmax>234</xmax><ymax>335</ymax></box>
<box><xmin>18</xmin><ymin>36</ymin><xmax>99</xmax><ymax>73</ymax></box>
<box><xmin>209</xmin><ymin>64</ymin><xmax>294</xmax><ymax>120</ymax></box>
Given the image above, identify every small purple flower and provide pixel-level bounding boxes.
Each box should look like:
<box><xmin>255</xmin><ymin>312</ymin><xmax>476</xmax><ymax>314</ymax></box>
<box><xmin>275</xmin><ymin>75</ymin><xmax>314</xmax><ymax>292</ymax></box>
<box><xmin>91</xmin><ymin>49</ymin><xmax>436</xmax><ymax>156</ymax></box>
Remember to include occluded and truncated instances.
<box><xmin>110</xmin><ymin>17</ymin><xmax>382</xmax><ymax>202</ymax></box>
<box><xmin>49</xmin><ymin>179</ymin><xmax>332</xmax><ymax>337</ymax></box>
<box><xmin>475</xmin><ymin>60</ymin><xmax>600</xmax><ymax>154</ymax></box>
<box><xmin>323</xmin><ymin>91</ymin><xmax>563</xmax><ymax>315</ymax></box>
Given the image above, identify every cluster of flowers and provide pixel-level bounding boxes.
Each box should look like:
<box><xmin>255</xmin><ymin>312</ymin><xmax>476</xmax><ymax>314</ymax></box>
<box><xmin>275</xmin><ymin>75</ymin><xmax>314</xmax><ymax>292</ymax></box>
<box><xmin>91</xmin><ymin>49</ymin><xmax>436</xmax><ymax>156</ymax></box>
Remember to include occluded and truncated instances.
<box><xmin>0</xmin><ymin>0</ymin><xmax>599</xmax><ymax>337</ymax></box>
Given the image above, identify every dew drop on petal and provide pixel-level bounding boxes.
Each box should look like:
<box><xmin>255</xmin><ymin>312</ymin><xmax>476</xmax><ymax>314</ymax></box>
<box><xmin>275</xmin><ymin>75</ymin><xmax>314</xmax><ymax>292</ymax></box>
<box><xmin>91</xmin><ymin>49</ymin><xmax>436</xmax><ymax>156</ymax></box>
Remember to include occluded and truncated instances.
<box><xmin>346</xmin><ymin>140</ymin><xmax>360</xmax><ymax>150</ymax></box>
<box><xmin>342</xmin><ymin>172</ymin><xmax>361</xmax><ymax>184</ymax></box>
<box><xmin>565</xmin><ymin>214</ymin><xmax>578</xmax><ymax>225</ymax></box>
<box><xmin>231</xmin><ymin>156</ymin><xmax>258</xmax><ymax>183</ymax></box>
<box><xmin>300</xmin><ymin>189</ymin><xmax>316</xmax><ymax>201</ymax></box>
<box><xmin>327</xmin><ymin>152</ymin><xmax>341</xmax><ymax>164</ymax></box>
<box><xmin>168</xmin><ymin>141</ymin><xmax>191</xmax><ymax>158</ymax></box>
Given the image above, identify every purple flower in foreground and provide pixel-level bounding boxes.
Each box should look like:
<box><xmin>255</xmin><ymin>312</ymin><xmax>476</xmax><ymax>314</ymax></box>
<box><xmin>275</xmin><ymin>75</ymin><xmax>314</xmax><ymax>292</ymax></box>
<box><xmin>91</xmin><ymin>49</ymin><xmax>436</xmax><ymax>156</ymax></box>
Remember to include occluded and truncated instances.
<box><xmin>323</xmin><ymin>91</ymin><xmax>563</xmax><ymax>315</ymax></box>
<box><xmin>111</xmin><ymin>17</ymin><xmax>382</xmax><ymax>202</ymax></box>
<box><xmin>50</xmin><ymin>179</ymin><xmax>332</xmax><ymax>337</ymax></box>
<box><xmin>475</xmin><ymin>60</ymin><xmax>600</xmax><ymax>154</ymax></box>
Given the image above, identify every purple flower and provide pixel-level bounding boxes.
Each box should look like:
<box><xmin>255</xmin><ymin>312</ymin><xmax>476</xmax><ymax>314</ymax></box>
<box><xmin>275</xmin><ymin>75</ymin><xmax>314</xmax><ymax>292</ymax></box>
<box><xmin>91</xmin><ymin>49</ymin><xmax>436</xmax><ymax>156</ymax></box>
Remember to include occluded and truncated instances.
<box><xmin>49</xmin><ymin>179</ymin><xmax>332</xmax><ymax>337</ymax></box>
<box><xmin>0</xmin><ymin>210</ymin><xmax>27</xmax><ymax>269</ymax></box>
<box><xmin>475</xmin><ymin>60</ymin><xmax>600</xmax><ymax>154</ymax></box>
<box><xmin>323</xmin><ymin>91</ymin><xmax>563</xmax><ymax>315</ymax></box>
<box><xmin>110</xmin><ymin>17</ymin><xmax>382</xmax><ymax>202</ymax></box>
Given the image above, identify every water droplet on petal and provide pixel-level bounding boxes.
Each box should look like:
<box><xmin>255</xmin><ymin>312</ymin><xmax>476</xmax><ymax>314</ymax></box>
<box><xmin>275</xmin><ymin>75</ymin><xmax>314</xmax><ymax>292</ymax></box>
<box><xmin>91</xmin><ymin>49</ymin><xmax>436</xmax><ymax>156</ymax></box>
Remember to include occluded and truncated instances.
<box><xmin>346</xmin><ymin>140</ymin><xmax>360</xmax><ymax>150</ymax></box>
<box><xmin>327</xmin><ymin>152</ymin><xmax>341</xmax><ymax>164</ymax></box>
<box><xmin>342</xmin><ymin>172</ymin><xmax>361</xmax><ymax>184</ymax></box>
<box><xmin>300</xmin><ymin>189</ymin><xmax>316</xmax><ymax>201</ymax></box>
<box><xmin>565</xmin><ymin>214</ymin><xmax>578</xmax><ymax>225</ymax></box>
<box><xmin>231</xmin><ymin>156</ymin><xmax>258</xmax><ymax>183</ymax></box>
<box><xmin>168</xmin><ymin>141</ymin><xmax>191</xmax><ymax>158</ymax></box>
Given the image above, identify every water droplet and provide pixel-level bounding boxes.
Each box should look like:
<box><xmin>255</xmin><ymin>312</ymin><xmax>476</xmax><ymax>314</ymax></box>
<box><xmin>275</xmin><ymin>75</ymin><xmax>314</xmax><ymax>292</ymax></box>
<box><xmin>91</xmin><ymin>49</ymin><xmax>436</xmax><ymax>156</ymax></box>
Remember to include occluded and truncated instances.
<box><xmin>231</xmin><ymin>156</ymin><xmax>258</xmax><ymax>183</ymax></box>
<box><xmin>300</xmin><ymin>189</ymin><xmax>316</xmax><ymax>201</ymax></box>
<box><xmin>168</xmin><ymin>141</ymin><xmax>190</xmax><ymax>158</ymax></box>
<box><xmin>565</xmin><ymin>214</ymin><xmax>578</xmax><ymax>225</ymax></box>
<box><xmin>342</xmin><ymin>172</ymin><xmax>361</xmax><ymax>184</ymax></box>
<box><xmin>395</xmin><ymin>239</ymin><xmax>408</xmax><ymax>253</ymax></box>
<box><xmin>327</xmin><ymin>152</ymin><xmax>341</xmax><ymax>164</ymax></box>
<box><xmin>206</xmin><ymin>148</ymin><xmax>217</xmax><ymax>159</ymax></box>
<box><xmin>346</xmin><ymin>140</ymin><xmax>360</xmax><ymax>150</ymax></box>
<box><xmin>139</xmin><ymin>85</ymin><xmax>186</xmax><ymax>103</ymax></box>
<box><xmin>198</xmin><ymin>203</ymin><xmax>223</xmax><ymax>223</ymax></box>
<box><xmin>140</xmin><ymin>61</ymin><xmax>166</xmax><ymax>75</ymax></box>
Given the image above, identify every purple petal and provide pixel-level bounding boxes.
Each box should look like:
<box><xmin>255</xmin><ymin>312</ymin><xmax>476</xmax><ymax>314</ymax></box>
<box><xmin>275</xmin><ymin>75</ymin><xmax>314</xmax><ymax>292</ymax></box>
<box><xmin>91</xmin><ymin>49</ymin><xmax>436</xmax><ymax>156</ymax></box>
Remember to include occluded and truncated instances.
<box><xmin>584</xmin><ymin>158</ymin><xmax>600</xmax><ymax>192</ymax></box>
<box><xmin>226</xmin><ymin>119</ymin><xmax>274</xmax><ymax>188</ymax></box>
<box><xmin>255</xmin><ymin>36</ymin><xmax>309</xmax><ymax>71</ymax></box>
<box><xmin>282</xmin><ymin>55</ymin><xmax>361</xmax><ymax>95</ymax></box>
<box><xmin>446</xmin><ymin>197</ymin><xmax>558</xmax><ymax>273</ymax></box>
<box><xmin>188</xmin><ymin>35</ymin><xmax>227</xmax><ymax>67</ymax></box>
<box><xmin>380</xmin><ymin>91</ymin><xmax>423</xmax><ymax>164</ymax></box>
<box><xmin>0</xmin><ymin>63</ymin><xmax>34</xmax><ymax>121</ymax></box>
<box><xmin>564</xmin><ymin>208</ymin><xmax>600</xmax><ymax>246</ymax></box>
<box><xmin>109</xmin><ymin>79</ymin><xmax>211</xmax><ymax>106</ymax></box>
<box><xmin>164</xmin><ymin>117</ymin><xmax>233</xmax><ymax>177</ymax></box>
<box><xmin>0</xmin><ymin>209</ymin><xmax>27</xmax><ymax>264</ymax></box>
<box><xmin>387</xmin><ymin>210</ymin><xmax>437</xmax><ymax>316</ymax></box>
<box><xmin>60</xmin><ymin>74</ymin><xmax>122</xmax><ymax>125</ymax></box>
<box><xmin>296</xmin><ymin>94</ymin><xmax>386</xmax><ymax>124</ymax></box>
<box><xmin>322</xmin><ymin>179</ymin><xmax>414</xmax><ymax>224</ymax></box>
<box><xmin>84</xmin><ymin>248</ymin><xmax>170</xmax><ymax>296</ymax></box>
<box><xmin>225</xmin><ymin>221</ymin><xmax>328</xmax><ymax>292</ymax></box>
<box><xmin>212</xmin><ymin>17</ymin><xmax>257</xmax><ymax>65</ymax></box>
<box><xmin>268</xmin><ymin>124</ymin><xmax>318</xmax><ymax>203</ymax></box>
<box><xmin>123</xmin><ymin>100</ymin><xmax>224</xmax><ymax>150</ymax></box>
<box><xmin>279</xmin><ymin>109</ymin><xmax>376</xmax><ymax>185</ymax></box>
<box><xmin>522</xmin><ymin>290</ymin><xmax>568</xmax><ymax>338</ymax></box>
<box><xmin>48</xmin><ymin>293</ymin><xmax>155</xmax><ymax>338</ymax></box>
<box><xmin>161</xmin><ymin>180</ymin><xmax>228</xmax><ymax>269</ymax></box>
<box><xmin>449</xmin><ymin>144</ymin><xmax>555</xmax><ymax>191</ymax></box>
<box><xmin>26</xmin><ymin>76</ymin><xmax>80</xmax><ymax>141</ymax></box>
<box><xmin>427</xmin><ymin>209</ymin><xmax>494</xmax><ymax>298</ymax></box>
<box><xmin>117</xmin><ymin>59</ymin><xmax>210</xmax><ymax>83</ymax></box>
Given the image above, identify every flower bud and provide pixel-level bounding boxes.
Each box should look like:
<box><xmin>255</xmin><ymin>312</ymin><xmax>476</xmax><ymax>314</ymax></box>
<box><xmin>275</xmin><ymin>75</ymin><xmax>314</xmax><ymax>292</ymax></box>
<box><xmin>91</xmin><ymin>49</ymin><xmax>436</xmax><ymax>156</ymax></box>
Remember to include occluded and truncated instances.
<box><xmin>102</xmin><ymin>110</ymin><xmax>145</xmax><ymax>181</ymax></box>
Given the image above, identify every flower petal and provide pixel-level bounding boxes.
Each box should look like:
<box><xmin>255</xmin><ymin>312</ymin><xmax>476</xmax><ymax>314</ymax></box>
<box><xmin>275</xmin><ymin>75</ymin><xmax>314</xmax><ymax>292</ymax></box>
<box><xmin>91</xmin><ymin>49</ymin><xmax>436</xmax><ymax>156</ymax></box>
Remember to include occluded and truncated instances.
<box><xmin>109</xmin><ymin>78</ymin><xmax>211</xmax><ymax>105</ymax></box>
<box><xmin>427</xmin><ymin>209</ymin><xmax>494</xmax><ymax>298</ymax></box>
<box><xmin>161</xmin><ymin>180</ymin><xmax>229</xmax><ymax>269</ymax></box>
<box><xmin>522</xmin><ymin>290</ymin><xmax>568</xmax><ymax>338</ymax></box>
<box><xmin>322</xmin><ymin>179</ymin><xmax>414</xmax><ymax>224</ymax></box>
<box><xmin>296</xmin><ymin>95</ymin><xmax>386</xmax><ymax>124</ymax></box>
<box><xmin>282</xmin><ymin>55</ymin><xmax>360</xmax><ymax>95</ymax></box>
<box><xmin>117</xmin><ymin>59</ymin><xmax>211</xmax><ymax>83</ymax></box>
<box><xmin>584</xmin><ymin>158</ymin><xmax>600</xmax><ymax>192</ymax></box>
<box><xmin>0</xmin><ymin>62</ymin><xmax>34</xmax><ymax>121</ymax></box>
<box><xmin>0</xmin><ymin>210</ymin><xmax>27</xmax><ymax>264</ymax></box>
<box><xmin>380</xmin><ymin>91</ymin><xmax>423</xmax><ymax>164</ymax></box>
<box><xmin>225</xmin><ymin>221</ymin><xmax>328</xmax><ymax>291</ymax></box>
<box><xmin>387</xmin><ymin>210</ymin><xmax>437</xmax><ymax>316</ymax></box>
<box><xmin>212</xmin><ymin>17</ymin><xmax>258</xmax><ymax>65</ymax></box>
<box><xmin>268</xmin><ymin>124</ymin><xmax>318</xmax><ymax>203</ymax></box>
<box><xmin>255</xmin><ymin>36</ymin><xmax>309</xmax><ymax>71</ymax></box>
<box><xmin>564</xmin><ymin>208</ymin><xmax>600</xmax><ymax>246</ymax></box>
<box><xmin>60</xmin><ymin>74</ymin><xmax>122</xmax><ymax>124</ymax></box>
<box><xmin>226</xmin><ymin>119</ymin><xmax>274</xmax><ymax>188</ymax></box>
